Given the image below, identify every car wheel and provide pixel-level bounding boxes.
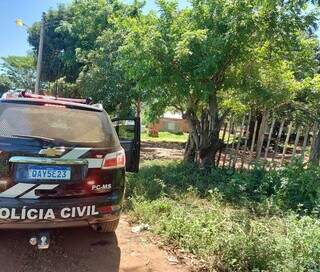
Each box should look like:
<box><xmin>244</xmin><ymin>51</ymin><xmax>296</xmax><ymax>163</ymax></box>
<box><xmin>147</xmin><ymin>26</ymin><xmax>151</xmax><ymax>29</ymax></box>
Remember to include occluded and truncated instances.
<box><xmin>93</xmin><ymin>219</ymin><xmax>120</xmax><ymax>233</ymax></box>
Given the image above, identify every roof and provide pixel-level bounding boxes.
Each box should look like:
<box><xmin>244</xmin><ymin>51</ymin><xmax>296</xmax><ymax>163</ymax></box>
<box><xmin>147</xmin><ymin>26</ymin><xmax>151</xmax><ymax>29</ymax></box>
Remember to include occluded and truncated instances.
<box><xmin>162</xmin><ymin>111</ymin><xmax>183</xmax><ymax>120</ymax></box>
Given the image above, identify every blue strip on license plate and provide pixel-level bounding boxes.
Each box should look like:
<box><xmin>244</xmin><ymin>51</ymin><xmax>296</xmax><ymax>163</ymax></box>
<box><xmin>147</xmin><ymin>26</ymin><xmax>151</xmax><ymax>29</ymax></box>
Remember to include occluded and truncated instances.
<box><xmin>28</xmin><ymin>166</ymin><xmax>71</xmax><ymax>180</ymax></box>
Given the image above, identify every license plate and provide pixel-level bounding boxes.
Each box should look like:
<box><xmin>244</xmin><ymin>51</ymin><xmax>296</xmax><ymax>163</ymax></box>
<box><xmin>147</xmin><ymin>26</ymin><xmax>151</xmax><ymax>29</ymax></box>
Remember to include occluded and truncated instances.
<box><xmin>28</xmin><ymin>166</ymin><xmax>71</xmax><ymax>180</ymax></box>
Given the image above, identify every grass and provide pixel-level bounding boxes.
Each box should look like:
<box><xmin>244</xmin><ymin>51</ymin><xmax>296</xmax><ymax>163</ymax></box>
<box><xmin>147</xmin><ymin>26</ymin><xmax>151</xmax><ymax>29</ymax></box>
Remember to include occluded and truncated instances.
<box><xmin>141</xmin><ymin>131</ymin><xmax>189</xmax><ymax>143</ymax></box>
<box><xmin>141</xmin><ymin>131</ymin><xmax>236</xmax><ymax>144</ymax></box>
<box><xmin>141</xmin><ymin>130</ymin><xmax>240</xmax><ymax>145</ymax></box>
<box><xmin>126</xmin><ymin>160</ymin><xmax>320</xmax><ymax>271</ymax></box>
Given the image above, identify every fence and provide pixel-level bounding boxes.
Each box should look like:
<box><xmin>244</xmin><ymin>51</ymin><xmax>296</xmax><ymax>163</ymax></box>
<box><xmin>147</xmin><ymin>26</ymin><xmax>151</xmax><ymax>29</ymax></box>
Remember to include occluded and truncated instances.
<box><xmin>215</xmin><ymin>112</ymin><xmax>316</xmax><ymax>169</ymax></box>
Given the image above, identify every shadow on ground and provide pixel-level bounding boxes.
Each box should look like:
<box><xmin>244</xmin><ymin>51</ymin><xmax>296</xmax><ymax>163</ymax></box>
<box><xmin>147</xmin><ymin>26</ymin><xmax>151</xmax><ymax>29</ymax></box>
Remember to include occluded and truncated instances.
<box><xmin>0</xmin><ymin>227</ymin><xmax>121</xmax><ymax>272</ymax></box>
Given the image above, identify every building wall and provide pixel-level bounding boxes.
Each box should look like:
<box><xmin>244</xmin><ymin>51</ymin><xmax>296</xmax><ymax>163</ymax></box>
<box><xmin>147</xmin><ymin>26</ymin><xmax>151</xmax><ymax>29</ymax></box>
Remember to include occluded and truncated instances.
<box><xmin>151</xmin><ymin>118</ymin><xmax>189</xmax><ymax>133</ymax></box>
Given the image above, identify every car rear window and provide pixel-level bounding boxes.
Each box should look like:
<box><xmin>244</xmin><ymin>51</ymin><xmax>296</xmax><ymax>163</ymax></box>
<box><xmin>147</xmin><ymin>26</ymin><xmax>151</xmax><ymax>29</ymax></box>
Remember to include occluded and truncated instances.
<box><xmin>0</xmin><ymin>102</ymin><xmax>120</xmax><ymax>148</ymax></box>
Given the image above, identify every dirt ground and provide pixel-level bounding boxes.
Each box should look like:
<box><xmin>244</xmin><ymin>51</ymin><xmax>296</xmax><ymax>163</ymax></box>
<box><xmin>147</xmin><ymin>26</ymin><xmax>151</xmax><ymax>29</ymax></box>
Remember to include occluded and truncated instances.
<box><xmin>0</xmin><ymin>216</ymin><xmax>189</xmax><ymax>272</ymax></box>
<box><xmin>0</xmin><ymin>142</ymin><xmax>190</xmax><ymax>272</ymax></box>
<box><xmin>140</xmin><ymin>141</ymin><xmax>184</xmax><ymax>161</ymax></box>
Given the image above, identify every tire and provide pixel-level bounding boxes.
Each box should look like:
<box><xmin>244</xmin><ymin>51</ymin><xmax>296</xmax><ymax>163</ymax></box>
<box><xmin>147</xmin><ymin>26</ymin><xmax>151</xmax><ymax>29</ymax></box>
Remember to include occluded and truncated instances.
<box><xmin>95</xmin><ymin>219</ymin><xmax>119</xmax><ymax>233</ymax></box>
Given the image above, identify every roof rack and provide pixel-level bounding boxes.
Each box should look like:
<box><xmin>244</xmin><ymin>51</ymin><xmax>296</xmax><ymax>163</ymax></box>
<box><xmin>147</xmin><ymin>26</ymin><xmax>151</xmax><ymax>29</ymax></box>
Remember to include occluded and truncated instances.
<box><xmin>20</xmin><ymin>91</ymin><xmax>93</xmax><ymax>105</ymax></box>
<box><xmin>1</xmin><ymin>90</ymin><xmax>19</xmax><ymax>99</ymax></box>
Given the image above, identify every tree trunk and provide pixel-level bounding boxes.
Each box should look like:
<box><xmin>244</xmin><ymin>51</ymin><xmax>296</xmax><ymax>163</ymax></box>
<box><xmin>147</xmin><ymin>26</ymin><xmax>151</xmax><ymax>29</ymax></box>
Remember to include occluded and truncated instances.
<box><xmin>198</xmin><ymin>129</ymin><xmax>221</xmax><ymax>168</ymax></box>
<box><xmin>136</xmin><ymin>97</ymin><xmax>141</xmax><ymax>118</ymax></box>
<box><xmin>184</xmin><ymin>116</ymin><xmax>224</xmax><ymax>168</ymax></box>
<box><xmin>184</xmin><ymin>133</ymin><xmax>196</xmax><ymax>163</ymax></box>
<box><xmin>310</xmin><ymin>123</ymin><xmax>320</xmax><ymax>165</ymax></box>
<box><xmin>184</xmin><ymin>91</ymin><xmax>227</xmax><ymax>168</ymax></box>
<box><xmin>198</xmin><ymin>91</ymin><xmax>224</xmax><ymax>168</ymax></box>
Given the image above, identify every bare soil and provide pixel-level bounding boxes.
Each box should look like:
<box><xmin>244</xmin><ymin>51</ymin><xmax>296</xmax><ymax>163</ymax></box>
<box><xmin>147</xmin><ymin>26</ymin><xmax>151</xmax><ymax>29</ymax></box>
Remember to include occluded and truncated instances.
<box><xmin>0</xmin><ymin>216</ymin><xmax>190</xmax><ymax>272</ymax></box>
<box><xmin>141</xmin><ymin>141</ymin><xmax>184</xmax><ymax>161</ymax></box>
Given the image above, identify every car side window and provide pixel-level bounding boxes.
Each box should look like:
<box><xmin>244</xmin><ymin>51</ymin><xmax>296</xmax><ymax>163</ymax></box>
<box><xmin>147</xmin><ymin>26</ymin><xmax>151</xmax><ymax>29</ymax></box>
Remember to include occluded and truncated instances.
<box><xmin>113</xmin><ymin>120</ymin><xmax>135</xmax><ymax>141</ymax></box>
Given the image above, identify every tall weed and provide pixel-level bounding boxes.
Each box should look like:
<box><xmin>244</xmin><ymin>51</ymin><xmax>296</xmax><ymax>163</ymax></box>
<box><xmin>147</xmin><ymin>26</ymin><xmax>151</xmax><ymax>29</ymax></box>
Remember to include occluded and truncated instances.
<box><xmin>127</xmin><ymin>160</ymin><xmax>320</xmax><ymax>271</ymax></box>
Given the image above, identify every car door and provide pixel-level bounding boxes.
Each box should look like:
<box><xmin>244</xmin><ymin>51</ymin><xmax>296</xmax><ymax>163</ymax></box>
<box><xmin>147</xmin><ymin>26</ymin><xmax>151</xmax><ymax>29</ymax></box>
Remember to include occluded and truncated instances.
<box><xmin>112</xmin><ymin>117</ymin><xmax>141</xmax><ymax>172</ymax></box>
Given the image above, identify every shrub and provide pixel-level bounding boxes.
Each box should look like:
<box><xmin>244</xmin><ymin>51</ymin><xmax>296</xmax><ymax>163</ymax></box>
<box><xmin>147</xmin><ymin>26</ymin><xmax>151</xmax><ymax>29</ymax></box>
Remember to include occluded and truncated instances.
<box><xmin>268</xmin><ymin>162</ymin><xmax>320</xmax><ymax>211</ymax></box>
<box><xmin>130</xmin><ymin>195</ymin><xmax>320</xmax><ymax>271</ymax></box>
<box><xmin>127</xmin><ymin>160</ymin><xmax>320</xmax><ymax>213</ymax></box>
<box><xmin>126</xmin><ymin>160</ymin><xmax>320</xmax><ymax>271</ymax></box>
<box><xmin>148</xmin><ymin>127</ymin><xmax>159</xmax><ymax>137</ymax></box>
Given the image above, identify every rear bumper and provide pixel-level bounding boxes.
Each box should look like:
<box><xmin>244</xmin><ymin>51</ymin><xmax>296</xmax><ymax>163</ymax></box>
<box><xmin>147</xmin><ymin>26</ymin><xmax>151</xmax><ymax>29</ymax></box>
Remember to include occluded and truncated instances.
<box><xmin>0</xmin><ymin>191</ymin><xmax>124</xmax><ymax>229</ymax></box>
<box><xmin>0</xmin><ymin>213</ymin><xmax>120</xmax><ymax>229</ymax></box>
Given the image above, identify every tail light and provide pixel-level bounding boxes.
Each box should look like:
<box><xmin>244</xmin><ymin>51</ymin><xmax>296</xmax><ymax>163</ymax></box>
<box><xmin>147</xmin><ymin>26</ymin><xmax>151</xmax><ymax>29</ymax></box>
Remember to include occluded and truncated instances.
<box><xmin>0</xmin><ymin>152</ymin><xmax>10</xmax><ymax>177</ymax></box>
<box><xmin>102</xmin><ymin>149</ymin><xmax>126</xmax><ymax>170</ymax></box>
<box><xmin>0</xmin><ymin>152</ymin><xmax>11</xmax><ymax>192</ymax></box>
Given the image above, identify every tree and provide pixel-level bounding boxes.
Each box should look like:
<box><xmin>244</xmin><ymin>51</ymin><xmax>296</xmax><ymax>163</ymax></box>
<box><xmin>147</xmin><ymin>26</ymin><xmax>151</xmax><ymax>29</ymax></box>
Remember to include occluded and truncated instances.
<box><xmin>25</xmin><ymin>0</ymin><xmax>320</xmax><ymax>164</ymax></box>
<box><xmin>118</xmin><ymin>0</ymin><xmax>319</xmax><ymax>167</ymax></box>
<box><xmin>1</xmin><ymin>55</ymin><xmax>36</xmax><ymax>90</ymax></box>
<box><xmin>0</xmin><ymin>75</ymin><xmax>12</xmax><ymax>95</ymax></box>
<box><xmin>28</xmin><ymin>4</ymin><xmax>80</xmax><ymax>83</ymax></box>
<box><xmin>27</xmin><ymin>0</ymin><xmax>145</xmax><ymax>113</ymax></box>
<box><xmin>28</xmin><ymin>1</ymin><xmax>114</xmax><ymax>83</ymax></box>
<box><xmin>74</xmin><ymin>0</ymin><xmax>145</xmax><ymax>115</ymax></box>
<box><xmin>295</xmin><ymin>75</ymin><xmax>320</xmax><ymax>164</ymax></box>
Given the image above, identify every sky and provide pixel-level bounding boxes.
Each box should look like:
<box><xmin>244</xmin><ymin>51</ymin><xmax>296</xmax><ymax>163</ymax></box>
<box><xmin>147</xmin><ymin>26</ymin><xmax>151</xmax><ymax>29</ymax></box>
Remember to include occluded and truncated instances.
<box><xmin>0</xmin><ymin>0</ymin><xmax>188</xmax><ymax>58</ymax></box>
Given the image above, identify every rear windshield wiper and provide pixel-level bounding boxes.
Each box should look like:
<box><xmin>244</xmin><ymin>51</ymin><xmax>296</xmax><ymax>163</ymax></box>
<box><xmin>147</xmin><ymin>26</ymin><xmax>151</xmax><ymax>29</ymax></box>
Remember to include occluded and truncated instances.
<box><xmin>10</xmin><ymin>134</ymin><xmax>76</xmax><ymax>147</ymax></box>
<box><xmin>11</xmin><ymin>134</ymin><xmax>55</xmax><ymax>145</ymax></box>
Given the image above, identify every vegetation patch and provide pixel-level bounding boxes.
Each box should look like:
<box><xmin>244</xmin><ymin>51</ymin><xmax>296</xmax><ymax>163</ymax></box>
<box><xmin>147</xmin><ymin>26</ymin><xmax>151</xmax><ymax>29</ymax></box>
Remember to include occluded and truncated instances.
<box><xmin>126</xmin><ymin>160</ymin><xmax>320</xmax><ymax>271</ymax></box>
<box><xmin>141</xmin><ymin>132</ymin><xmax>189</xmax><ymax>143</ymax></box>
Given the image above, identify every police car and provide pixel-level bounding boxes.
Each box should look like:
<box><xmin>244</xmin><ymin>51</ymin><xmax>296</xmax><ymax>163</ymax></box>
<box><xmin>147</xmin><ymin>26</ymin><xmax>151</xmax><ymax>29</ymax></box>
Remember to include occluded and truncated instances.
<box><xmin>0</xmin><ymin>91</ymin><xmax>140</xmax><ymax>248</ymax></box>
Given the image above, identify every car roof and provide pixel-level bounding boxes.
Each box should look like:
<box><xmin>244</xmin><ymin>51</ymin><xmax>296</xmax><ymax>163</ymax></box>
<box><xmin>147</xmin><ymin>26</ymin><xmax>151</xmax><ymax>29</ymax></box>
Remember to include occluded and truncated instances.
<box><xmin>0</xmin><ymin>92</ymin><xmax>103</xmax><ymax>112</ymax></box>
<box><xmin>0</xmin><ymin>98</ymin><xmax>103</xmax><ymax>112</ymax></box>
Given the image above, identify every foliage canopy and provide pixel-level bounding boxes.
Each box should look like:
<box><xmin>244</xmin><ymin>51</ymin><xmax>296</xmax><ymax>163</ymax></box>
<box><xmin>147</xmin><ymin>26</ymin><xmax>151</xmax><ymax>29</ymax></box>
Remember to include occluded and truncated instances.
<box><xmin>1</xmin><ymin>55</ymin><xmax>36</xmax><ymax>90</ymax></box>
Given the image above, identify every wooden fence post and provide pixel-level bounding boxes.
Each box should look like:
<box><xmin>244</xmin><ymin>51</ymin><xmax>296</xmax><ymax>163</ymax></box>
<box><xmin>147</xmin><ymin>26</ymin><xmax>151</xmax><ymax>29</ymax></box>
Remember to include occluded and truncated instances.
<box><xmin>256</xmin><ymin>110</ymin><xmax>269</xmax><ymax>159</ymax></box>
<box><xmin>272</xmin><ymin>119</ymin><xmax>285</xmax><ymax>166</ymax></box>
<box><xmin>301</xmin><ymin>127</ymin><xmax>310</xmax><ymax>161</ymax></box>
<box><xmin>217</xmin><ymin>122</ymin><xmax>228</xmax><ymax>166</ymax></box>
<box><xmin>291</xmin><ymin>126</ymin><xmax>301</xmax><ymax>159</ymax></box>
<box><xmin>281</xmin><ymin>121</ymin><xmax>293</xmax><ymax>165</ymax></box>
<box><xmin>233</xmin><ymin>116</ymin><xmax>245</xmax><ymax>168</ymax></box>
<box><xmin>228</xmin><ymin>121</ymin><xmax>237</xmax><ymax>168</ymax></box>
<box><xmin>241</xmin><ymin>112</ymin><xmax>252</xmax><ymax>169</ymax></box>
<box><xmin>213</xmin><ymin>113</ymin><xmax>315</xmax><ymax>169</ymax></box>
<box><xmin>248</xmin><ymin>119</ymin><xmax>258</xmax><ymax>169</ymax></box>
<box><xmin>264</xmin><ymin>117</ymin><xmax>276</xmax><ymax>160</ymax></box>
<box><xmin>223</xmin><ymin>118</ymin><xmax>233</xmax><ymax>167</ymax></box>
